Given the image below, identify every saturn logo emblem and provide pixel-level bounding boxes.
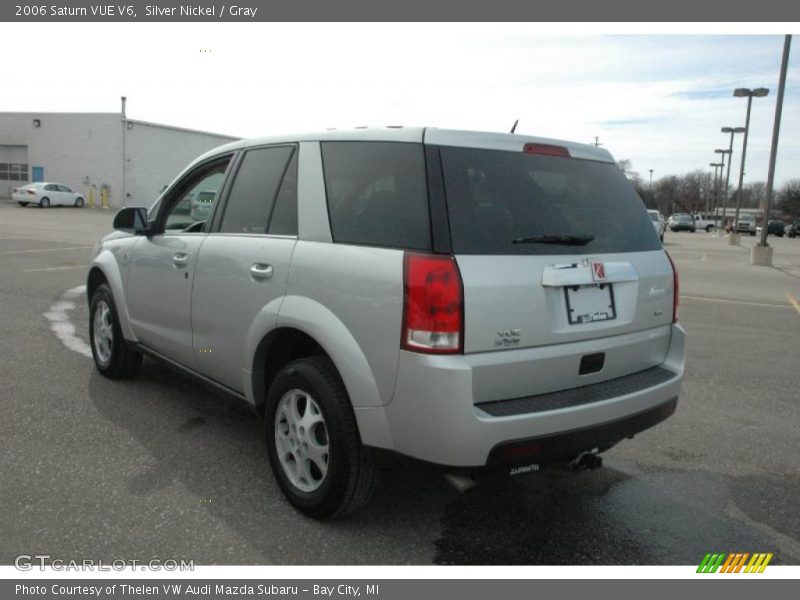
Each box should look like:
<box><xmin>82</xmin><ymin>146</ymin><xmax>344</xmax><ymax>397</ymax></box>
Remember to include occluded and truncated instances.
<box><xmin>591</xmin><ymin>261</ymin><xmax>606</xmax><ymax>281</ymax></box>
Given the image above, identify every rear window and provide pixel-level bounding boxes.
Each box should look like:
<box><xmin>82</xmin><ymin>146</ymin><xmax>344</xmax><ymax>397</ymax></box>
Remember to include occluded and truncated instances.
<box><xmin>320</xmin><ymin>141</ymin><xmax>431</xmax><ymax>251</ymax></box>
<box><xmin>439</xmin><ymin>146</ymin><xmax>661</xmax><ymax>255</ymax></box>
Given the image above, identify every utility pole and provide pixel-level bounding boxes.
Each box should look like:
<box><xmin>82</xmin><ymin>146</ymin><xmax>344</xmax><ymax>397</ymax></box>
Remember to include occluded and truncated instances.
<box><xmin>121</xmin><ymin>96</ymin><xmax>127</xmax><ymax>209</ymax></box>
<box><xmin>752</xmin><ymin>35</ymin><xmax>792</xmax><ymax>266</ymax></box>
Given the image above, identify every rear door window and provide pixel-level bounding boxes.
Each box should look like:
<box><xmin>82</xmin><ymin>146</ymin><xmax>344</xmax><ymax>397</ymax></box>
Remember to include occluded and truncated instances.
<box><xmin>220</xmin><ymin>146</ymin><xmax>295</xmax><ymax>234</ymax></box>
<box><xmin>320</xmin><ymin>141</ymin><xmax>431</xmax><ymax>251</ymax></box>
<box><xmin>439</xmin><ymin>146</ymin><xmax>661</xmax><ymax>255</ymax></box>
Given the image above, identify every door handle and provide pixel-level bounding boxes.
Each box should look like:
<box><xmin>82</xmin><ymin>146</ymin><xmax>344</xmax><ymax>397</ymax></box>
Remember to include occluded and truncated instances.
<box><xmin>172</xmin><ymin>252</ymin><xmax>188</xmax><ymax>267</ymax></box>
<box><xmin>250</xmin><ymin>263</ymin><xmax>273</xmax><ymax>280</ymax></box>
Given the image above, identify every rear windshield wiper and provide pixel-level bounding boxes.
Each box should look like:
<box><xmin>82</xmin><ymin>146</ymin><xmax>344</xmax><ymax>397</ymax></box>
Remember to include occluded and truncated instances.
<box><xmin>512</xmin><ymin>233</ymin><xmax>594</xmax><ymax>246</ymax></box>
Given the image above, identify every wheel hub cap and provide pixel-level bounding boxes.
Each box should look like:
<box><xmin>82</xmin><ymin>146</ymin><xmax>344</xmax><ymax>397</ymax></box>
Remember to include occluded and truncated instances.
<box><xmin>275</xmin><ymin>389</ymin><xmax>330</xmax><ymax>493</ymax></box>
<box><xmin>92</xmin><ymin>301</ymin><xmax>113</xmax><ymax>366</ymax></box>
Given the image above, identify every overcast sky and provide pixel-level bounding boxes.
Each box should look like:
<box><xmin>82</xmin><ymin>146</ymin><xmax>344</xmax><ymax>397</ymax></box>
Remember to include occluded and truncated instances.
<box><xmin>2</xmin><ymin>24</ymin><xmax>798</xmax><ymax>187</ymax></box>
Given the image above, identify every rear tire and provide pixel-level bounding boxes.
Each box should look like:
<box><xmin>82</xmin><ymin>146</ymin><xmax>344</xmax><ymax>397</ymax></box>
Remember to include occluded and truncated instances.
<box><xmin>74</xmin><ymin>197</ymin><xmax>85</xmax><ymax>208</ymax></box>
<box><xmin>39</xmin><ymin>197</ymin><xmax>50</xmax><ymax>208</ymax></box>
<box><xmin>89</xmin><ymin>283</ymin><xmax>142</xmax><ymax>379</ymax></box>
<box><xmin>18</xmin><ymin>201</ymin><xmax>28</xmax><ymax>207</ymax></box>
<box><xmin>706</xmin><ymin>225</ymin><xmax>714</xmax><ymax>232</ymax></box>
<box><xmin>265</xmin><ymin>356</ymin><xmax>377</xmax><ymax>519</ymax></box>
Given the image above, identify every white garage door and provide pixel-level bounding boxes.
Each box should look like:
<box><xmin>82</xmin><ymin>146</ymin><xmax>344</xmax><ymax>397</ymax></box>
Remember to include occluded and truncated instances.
<box><xmin>0</xmin><ymin>145</ymin><xmax>29</xmax><ymax>198</ymax></box>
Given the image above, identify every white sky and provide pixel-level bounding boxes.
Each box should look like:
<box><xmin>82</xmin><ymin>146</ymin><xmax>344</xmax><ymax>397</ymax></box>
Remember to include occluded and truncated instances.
<box><xmin>2</xmin><ymin>23</ymin><xmax>798</xmax><ymax>186</ymax></box>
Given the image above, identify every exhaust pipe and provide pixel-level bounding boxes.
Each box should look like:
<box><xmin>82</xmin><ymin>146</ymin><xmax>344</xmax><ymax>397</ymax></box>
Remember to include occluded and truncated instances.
<box><xmin>572</xmin><ymin>450</ymin><xmax>603</xmax><ymax>470</ymax></box>
<box><xmin>443</xmin><ymin>473</ymin><xmax>478</xmax><ymax>493</ymax></box>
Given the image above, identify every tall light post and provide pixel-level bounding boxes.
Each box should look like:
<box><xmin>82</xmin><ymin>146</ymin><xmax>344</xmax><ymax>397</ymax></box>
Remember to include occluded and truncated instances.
<box><xmin>721</xmin><ymin>127</ymin><xmax>746</xmax><ymax>232</ymax></box>
<box><xmin>714</xmin><ymin>148</ymin><xmax>731</xmax><ymax>234</ymax></box>
<box><xmin>731</xmin><ymin>87</ymin><xmax>769</xmax><ymax>244</ymax></box>
<box><xmin>710</xmin><ymin>162</ymin><xmax>723</xmax><ymax>217</ymax></box>
<box><xmin>753</xmin><ymin>35</ymin><xmax>792</xmax><ymax>266</ymax></box>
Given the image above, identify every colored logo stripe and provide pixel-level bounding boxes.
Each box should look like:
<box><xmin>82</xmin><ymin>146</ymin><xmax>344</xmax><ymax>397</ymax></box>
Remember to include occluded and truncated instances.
<box><xmin>697</xmin><ymin>553</ymin><xmax>773</xmax><ymax>573</ymax></box>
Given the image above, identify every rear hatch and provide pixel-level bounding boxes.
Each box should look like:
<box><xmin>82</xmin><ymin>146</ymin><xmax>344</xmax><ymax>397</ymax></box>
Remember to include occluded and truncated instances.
<box><xmin>428</xmin><ymin>134</ymin><xmax>674</xmax><ymax>375</ymax></box>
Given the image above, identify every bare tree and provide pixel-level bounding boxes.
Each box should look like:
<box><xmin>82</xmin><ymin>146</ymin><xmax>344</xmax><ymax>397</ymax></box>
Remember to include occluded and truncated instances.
<box><xmin>777</xmin><ymin>179</ymin><xmax>800</xmax><ymax>219</ymax></box>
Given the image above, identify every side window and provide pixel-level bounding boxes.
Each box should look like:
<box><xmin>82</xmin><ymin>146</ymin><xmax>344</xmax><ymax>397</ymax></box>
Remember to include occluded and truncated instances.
<box><xmin>268</xmin><ymin>149</ymin><xmax>298</xmax><ymax>236</ymax></box>
<box><xmin>219</xmin><ymin>146</ymin><xmax>294</xmax><ymax>234</ymax></box>
<box><xmin>320</xmin><ymin>141</ymin><xmax>431</xmax><ymax>251</ymax></box>
<box><xmin>163</xmin><ymin>159</ymin><xmax>230</xmax><ymax>232</ymax></box>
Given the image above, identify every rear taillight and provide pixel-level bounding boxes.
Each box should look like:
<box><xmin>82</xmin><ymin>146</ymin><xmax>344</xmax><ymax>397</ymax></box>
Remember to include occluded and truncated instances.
<box><xmin>523</xmin><ymin>143</ymin><xmax>571</xmax><ymax>158</ymax></box>
<box><xmin>666</xmin><ymin>251</ymin><xmax>679</xmax><ymax>323</ymax></box>
<box><xmin>27</xmin><ymin>190</ymin><xmax>36</xmax><ymax>195</ymax></box>
<box><xmin>402</xmin><ymin>252</ymin><xmax>463</xmax><ymax>354</ymax></box>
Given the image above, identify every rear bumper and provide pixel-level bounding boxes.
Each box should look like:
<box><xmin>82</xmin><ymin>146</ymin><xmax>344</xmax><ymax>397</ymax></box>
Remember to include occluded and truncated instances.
<box><xmin>355</xmin><ymin>324</ymin><xmax>685</xmax><ymax>467</ymax></box>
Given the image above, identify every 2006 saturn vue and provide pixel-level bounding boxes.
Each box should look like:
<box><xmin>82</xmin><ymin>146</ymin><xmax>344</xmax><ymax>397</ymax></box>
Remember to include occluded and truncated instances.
<box><xmin>87</xmin><ymin>128</ymin><xmax>685</xmax><ymax>519</ymax></box>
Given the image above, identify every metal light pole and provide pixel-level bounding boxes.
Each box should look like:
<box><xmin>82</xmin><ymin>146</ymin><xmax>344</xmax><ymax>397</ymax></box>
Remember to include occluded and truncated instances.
<box><xmin>714</xmin><ymin>148</ymin><xmax>731</xmax><ymax>234</ymax></box>
<box><xmin>710</xmin><ymin>162</ymin><xmax>723</xmax><ymax>217</ymax></box>
<box><xmin>753</xmin><ymin>35</ymin><xmax>792</xmax><ymax>266</ymax></box>
<box><xmin>731</xmin><ymin>87</ymin><xmax>769</xmax><ymax>244</ymax></box>
<box><xmin>721</xmin><ymin>127</ymin><xmax>745</xmax><ymax>232</ymax></box>
<box><xmin>649</xmin><ymin>169</ymin><xmax>653</xmax><ymax>193</ymax></box>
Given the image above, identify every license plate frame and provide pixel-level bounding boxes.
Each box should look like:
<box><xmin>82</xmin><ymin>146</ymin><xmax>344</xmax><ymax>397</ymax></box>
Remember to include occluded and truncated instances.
<box><xmin>564</xmin><ymin>283</ymin><xmax>617</xmax><ymax>325</ymax></box>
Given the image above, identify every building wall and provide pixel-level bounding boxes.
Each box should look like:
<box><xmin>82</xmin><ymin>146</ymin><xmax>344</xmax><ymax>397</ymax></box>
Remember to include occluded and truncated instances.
<box><xmin>0</xmin><ymin>112</ymin><xmax>121</xmax><ymax>202</ymax></box>
<box><xmin>124</xmin><ymin>121</ymin><xmax>236</xmax><ymax>207</ymax></box>
<box><xmin>0</xmin><ymin>112</ymin><xmax>238</xmax><ymax>207</ymax></box>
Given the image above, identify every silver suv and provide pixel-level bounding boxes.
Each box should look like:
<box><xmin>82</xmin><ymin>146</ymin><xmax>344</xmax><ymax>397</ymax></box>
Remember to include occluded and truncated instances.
<box><xmin>88</xmin><ymin>128</ymin><xmax>685</xmax><ymax>519</ymax></box>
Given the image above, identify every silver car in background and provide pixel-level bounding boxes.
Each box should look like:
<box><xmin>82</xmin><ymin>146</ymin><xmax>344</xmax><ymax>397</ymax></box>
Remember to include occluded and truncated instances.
<box><xmin>87</xmin><ymin>128</ymin><xmax>685</xmax><ymax>519</ymax></box>
<box><xmin>647</xmin><ymin>209</ymin><xmax>666</xmax><ymax>242</ymax></box>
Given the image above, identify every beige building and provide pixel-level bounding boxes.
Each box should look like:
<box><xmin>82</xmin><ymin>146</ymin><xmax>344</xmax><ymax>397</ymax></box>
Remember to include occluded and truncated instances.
<box><xmin>0</xmin><ymin>110</ymin><xmax>238</xmax><ymax>207</ymax></box>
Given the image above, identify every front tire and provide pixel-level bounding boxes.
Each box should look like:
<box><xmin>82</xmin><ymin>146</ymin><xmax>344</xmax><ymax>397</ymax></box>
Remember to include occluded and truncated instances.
<box><xmin>39</xmin><ymin>197</ymin><xmax>50</xmax><ymax>208</ymax></box>
<box><xmin>89</xmin><ymin>283</ymin><xmax>142</xmax><ymax>379</ymax></box>
<box><xmin>74</xmin><ymin>197</ymin><xmax>85</xmax><ymax>208</ymax></box>
<box><xmin>265</xmin><ymin>356</ymin><xmax>377</xmax><ymax>519</ymax></box>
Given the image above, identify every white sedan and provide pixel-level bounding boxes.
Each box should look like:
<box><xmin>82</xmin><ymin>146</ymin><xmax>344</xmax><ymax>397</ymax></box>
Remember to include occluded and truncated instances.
<box><xmin>12</xmin><ymin>182</ymin><xmax>85</xmax><ymax>208</ymax></box>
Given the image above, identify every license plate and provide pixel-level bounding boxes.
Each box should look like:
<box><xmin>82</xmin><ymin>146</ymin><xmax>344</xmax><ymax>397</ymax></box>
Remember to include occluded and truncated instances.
<box><xmin>564</xmin><ymin>283</ymin><xmax>616</xmax><ymax>324</ymax></box>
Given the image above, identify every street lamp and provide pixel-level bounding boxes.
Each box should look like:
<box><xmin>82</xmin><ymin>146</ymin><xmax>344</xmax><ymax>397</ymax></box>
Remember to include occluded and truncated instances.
<box><xmin>720</xmin><ymin>127</ymin><xmax>746</xmax><ymax>232</ymax></box>
<box><xmin>714</xmin><ymin>148</ymin><xmax>731</xmax><ymax>233</ymax></box>
<box><xmin>709</xmin><ymin>162</ymin><xmax>723</xmax><ymax>216</ymax></box>
<box><xmin>731</xmin><ymin>87</ymin><xmax>769</xmax><ymax>243</ymax></box>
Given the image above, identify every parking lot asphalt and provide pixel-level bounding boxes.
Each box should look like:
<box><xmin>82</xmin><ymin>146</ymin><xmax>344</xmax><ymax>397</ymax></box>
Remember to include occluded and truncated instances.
<box><xmin>1</xmin><ymin>200</ymin><xmax>799</xmax><ymax>565</ymax></box>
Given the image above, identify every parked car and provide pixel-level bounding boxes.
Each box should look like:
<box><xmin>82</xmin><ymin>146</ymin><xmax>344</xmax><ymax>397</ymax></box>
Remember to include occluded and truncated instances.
<box><xmin>669</xmin><ymin>214</ymin><xmax>696</xmax><ymax>232</ymax></box>
<box><xmin>787</xmin><ymin>221</ymin><xmax>800</xmax><ymax>238</ymax></box>
<box><xmin>737</xmin><ymin>215</ymin><xmax>757</xmax><ymax>236</ymax></box>
<box><xmin>12</xmin><ymin>182</ymin><xmax>85</xmax><ymax>208</ymax></box>
<box><xmin>648</xmin><ymin>209</ymin><xmax>666</xmax><ymax>241</ymax></box>
<box><xmin>767</xmin><ymin>220</ymin><xmax>785</xmax><ymax>237</ymax></box>
<box><xmin>693</xmin><ymin>214</ymin><xmax>720</xmax><ymax>232</ymax></box>
<box><xmin>190</xmin><ymin>190</ymin><xmax>217</xmax><ymax>222</ymax></box>
<box><xmin>87</xmin><ymin>128</ymin><xmax>684</xmax><ymax>519</ymax></box>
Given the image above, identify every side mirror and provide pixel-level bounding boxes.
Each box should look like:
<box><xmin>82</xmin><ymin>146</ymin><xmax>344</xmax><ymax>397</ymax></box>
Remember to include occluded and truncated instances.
<box><xmin>113</xmin><ymin>207</ymin><xmax>151</xmax><ymax>234</ymax></box>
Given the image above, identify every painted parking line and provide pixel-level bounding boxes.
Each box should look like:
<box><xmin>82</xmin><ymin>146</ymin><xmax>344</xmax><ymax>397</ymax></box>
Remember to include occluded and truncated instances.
<box><xmin>681</xmin><ymin>295</ymin><xmax>792</xmax><ymax>309</ymax></box>
<box><xmin>787</xmin><ymin>293</ymin><xmax>800</xmax><ymax>316</ymax></box>
<box><xmin>23</xmin><ymin>265</ymin><xmax>87</xmax><ymax>273</ymax></box>
<box><xmin>0</xmin><ymin>246</ymin><xmax>93</xmax><ymax>255</ymax></box>
<box><xmin>43</xmin><ymin>285</ymin><xmax>92</xmax><ymax>358</ymax></box>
